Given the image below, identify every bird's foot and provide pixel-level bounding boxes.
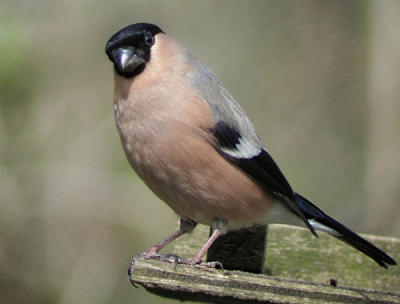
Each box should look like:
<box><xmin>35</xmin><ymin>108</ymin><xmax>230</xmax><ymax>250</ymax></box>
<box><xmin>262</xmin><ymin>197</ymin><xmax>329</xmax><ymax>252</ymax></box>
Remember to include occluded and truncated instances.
<box><xmin>128</xmin><ymin>253</ymin><xmax>184</xmax><ymax>286</ymax></box>
<box><xmin>144</xmin><ymin>253</ymin><xmax>184</xmax><ymax>264</ymax></box>
<box><xmin>180</xmin><ymin>258</ymin><xmax>224</xmax><ymax>270</ymax></box>
<box><xmin>128</xmin><ymin>252</ymin><xmax>223</xmax><ymax>285</ymax></box>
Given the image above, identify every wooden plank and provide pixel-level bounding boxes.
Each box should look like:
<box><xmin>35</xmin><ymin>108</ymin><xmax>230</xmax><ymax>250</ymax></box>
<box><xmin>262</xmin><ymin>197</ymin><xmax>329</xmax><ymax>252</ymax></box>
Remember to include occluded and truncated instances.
<box><xmin>129</xmin><ymin>258</ymin><xmax>400</xmax><ymax>304</ymax></box>
<box><xmin>129</xmin><ymin>224</ymin><xmax>400</xmax><ymax>302</ymax></box>
<box><xmin>264</xmin><ymin>224</ymin><xmax>400</xmax><ymax>292</ymax></box>
<box><xmin>174</xmin><ymin>224</ymin><xmax>399</xmax><ymax>292</ymax></box>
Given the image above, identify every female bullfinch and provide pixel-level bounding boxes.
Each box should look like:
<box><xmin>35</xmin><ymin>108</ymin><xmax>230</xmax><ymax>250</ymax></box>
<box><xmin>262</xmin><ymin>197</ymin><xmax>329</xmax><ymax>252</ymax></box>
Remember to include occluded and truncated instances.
<box><xmin>105</xmin><ymin>23</ymin><xmax>396</xmax><ymax>268</ymax></box>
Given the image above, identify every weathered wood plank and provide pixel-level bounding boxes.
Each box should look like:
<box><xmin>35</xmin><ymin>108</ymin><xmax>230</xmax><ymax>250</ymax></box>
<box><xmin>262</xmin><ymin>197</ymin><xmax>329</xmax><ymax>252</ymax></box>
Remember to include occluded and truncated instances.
<box><xmin>130</xmin><ymin>258</ymin><xmax>400</xmax><ymax>303</ymax></box>
<box><xmin>129</xmin><ymin>224</ymin><xmax>400</xmax><ymax>302</ymax></box>
<box><xmin>174</xmin><ymin>224</ymin><xmax>400</xmax><ymax>292</ymax></box>
<box><xmin>264</xmin><ymin>224</ymin><xmax>400</xmax><ymax>292</ymax></box>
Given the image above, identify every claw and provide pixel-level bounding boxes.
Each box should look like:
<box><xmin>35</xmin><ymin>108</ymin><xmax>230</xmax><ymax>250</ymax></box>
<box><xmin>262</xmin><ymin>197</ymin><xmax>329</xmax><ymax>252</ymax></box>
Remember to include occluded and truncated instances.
<box><xmin>161</xmin><ymin>253</ymin><xmax>184</xmax><ymax>264</ymax></box>
<box><xmin>130</xmin><ymin>251</ymin><xmax>223</xmax><ymax>280</ymax></box>
<box><xmin>146</xmin><ymin>253</ymin><xmax>183</xmax><ymax>264</ymax></box>
<box><xmin>195</xmin><ymin>261</ymin><xmax>224</xmax><ymax>269</ymax></box>
<box><xmin>205</xmin><ymin>261</ymin><xmax>224</xmax><ymax>270</ymax></box>
<box><xmin>180</xmin><ymin>258</ymin><xmax>224</xmax><ymax>270</ymax></box>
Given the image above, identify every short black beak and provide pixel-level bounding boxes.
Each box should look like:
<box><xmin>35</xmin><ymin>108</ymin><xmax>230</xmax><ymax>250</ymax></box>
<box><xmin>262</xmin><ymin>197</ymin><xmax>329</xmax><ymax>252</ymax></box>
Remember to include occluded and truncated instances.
<box><xmin>112</xmin><ymin>47</ymin><xmax>145</xmax><ymax>74</ymax></box>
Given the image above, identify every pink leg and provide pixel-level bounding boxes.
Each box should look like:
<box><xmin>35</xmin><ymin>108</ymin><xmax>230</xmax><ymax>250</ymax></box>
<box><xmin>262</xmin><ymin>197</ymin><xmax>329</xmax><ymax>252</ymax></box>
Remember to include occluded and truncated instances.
<box><xmin>141</xmin><ymin>218</ymin><xmax>196</xmax><ymax>258</ymax></box>
<box><xmin>189</xmin><ymin>228</ymin><xmax>224</xmax><ymax>264</ymax></box>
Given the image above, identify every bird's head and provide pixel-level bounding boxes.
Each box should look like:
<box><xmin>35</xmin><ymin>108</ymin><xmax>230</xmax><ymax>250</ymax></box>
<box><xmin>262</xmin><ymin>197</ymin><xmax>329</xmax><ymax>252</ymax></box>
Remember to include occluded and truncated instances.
<box><xmin>105</xmin><ymin>23</ymin><xmax>164</xmax><ymax>78</ymax></box>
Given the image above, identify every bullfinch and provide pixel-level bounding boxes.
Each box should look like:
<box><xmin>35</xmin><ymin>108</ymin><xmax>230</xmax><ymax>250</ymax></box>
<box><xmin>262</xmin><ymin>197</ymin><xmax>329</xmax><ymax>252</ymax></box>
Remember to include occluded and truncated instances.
<box><xmin>105</xmin><ymin>23</ymin><xmax>396</xmax><ymax>268</ymax></box>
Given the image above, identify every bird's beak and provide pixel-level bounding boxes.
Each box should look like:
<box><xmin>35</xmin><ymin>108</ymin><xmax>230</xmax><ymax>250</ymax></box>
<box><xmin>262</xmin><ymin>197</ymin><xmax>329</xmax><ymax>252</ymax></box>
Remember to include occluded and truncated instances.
<box><xmin>113</xmin><ymin>47</ymin><xmax>145</xmax><ymax>74</ymax></box>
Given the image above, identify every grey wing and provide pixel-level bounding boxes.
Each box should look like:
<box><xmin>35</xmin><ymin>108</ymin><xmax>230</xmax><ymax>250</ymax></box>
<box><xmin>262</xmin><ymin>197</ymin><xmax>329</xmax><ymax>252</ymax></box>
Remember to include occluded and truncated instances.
<box><xmin>186</xmin><ymin>59</ymin><xmax>316</xmax><ymax>235</ymax></box>
<box><xmin>187</xmin><ymin>59</ymin><xmax>263</xmax><ymax>158</ymax></box>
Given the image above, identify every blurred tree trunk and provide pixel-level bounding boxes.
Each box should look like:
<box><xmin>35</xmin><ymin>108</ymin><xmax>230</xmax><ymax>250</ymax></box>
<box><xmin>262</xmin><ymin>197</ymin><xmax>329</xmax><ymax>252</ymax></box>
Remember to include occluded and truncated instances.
<box><xmin>365</xmin><ymin>0</ymin><xmax>400</xmax><ymax>235</ymax></box>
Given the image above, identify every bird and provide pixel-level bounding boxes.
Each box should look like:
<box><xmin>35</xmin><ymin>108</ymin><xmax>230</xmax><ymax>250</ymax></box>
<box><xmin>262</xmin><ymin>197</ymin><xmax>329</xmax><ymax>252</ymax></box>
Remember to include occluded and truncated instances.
<box><xmin>105</xmin><ymin>22</ymin><xmax>396</xmax><ymax>268</ymax></box>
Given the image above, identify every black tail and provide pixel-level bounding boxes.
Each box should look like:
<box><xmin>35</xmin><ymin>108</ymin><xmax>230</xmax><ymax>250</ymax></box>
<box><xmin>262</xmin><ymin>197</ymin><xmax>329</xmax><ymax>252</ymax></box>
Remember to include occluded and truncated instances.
<box><xmin>295</xmin><ymin>193</ymin><xmax>397</xmax><ymax>268</ymax></box>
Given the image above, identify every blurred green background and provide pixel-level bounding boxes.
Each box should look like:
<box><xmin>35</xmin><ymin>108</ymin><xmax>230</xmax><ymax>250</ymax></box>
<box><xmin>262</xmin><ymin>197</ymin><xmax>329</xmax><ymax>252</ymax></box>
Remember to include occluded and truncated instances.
<box><xmin>1</xmin><ymin>1</ymin><xmax>399</xmax><ymax>303</ymax></box>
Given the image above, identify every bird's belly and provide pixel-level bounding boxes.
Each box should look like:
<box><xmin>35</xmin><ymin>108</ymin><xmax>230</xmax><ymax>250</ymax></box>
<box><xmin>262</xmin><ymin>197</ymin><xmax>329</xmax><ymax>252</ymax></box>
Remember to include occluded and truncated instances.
<box><xmin>119</xmin><ymin>125</ymin><xmax>275</xmax><ymax>228</ymax></box>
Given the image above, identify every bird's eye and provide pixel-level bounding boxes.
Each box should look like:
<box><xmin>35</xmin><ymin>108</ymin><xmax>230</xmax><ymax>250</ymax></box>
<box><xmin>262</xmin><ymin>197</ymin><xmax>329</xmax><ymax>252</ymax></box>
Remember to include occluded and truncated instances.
<box><xmin>144</xmin><ymin>35</ymin><xmax>155</xmax><ymax>46</ymax></box>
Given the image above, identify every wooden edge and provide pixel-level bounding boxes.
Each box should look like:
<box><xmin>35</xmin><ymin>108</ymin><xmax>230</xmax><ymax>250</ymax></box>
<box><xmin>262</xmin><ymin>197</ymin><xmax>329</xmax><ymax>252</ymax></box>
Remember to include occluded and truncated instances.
<box><xmin>129</xmin><ymin>258</ymin><xmax>400</xmax><ymax>304</ymax></box>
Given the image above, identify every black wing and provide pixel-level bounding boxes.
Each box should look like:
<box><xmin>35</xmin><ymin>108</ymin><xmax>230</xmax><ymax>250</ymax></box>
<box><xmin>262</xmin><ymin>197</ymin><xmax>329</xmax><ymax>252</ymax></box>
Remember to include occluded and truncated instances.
<box><xmin>211</xmin><ymin>121</ymin><xmax>316</xmax><ymax>235</ymax></box>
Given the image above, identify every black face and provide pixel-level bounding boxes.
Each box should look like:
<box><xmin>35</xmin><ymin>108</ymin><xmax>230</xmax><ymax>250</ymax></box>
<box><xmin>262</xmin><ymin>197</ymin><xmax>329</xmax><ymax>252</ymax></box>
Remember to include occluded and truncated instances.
<box><xmin>105</xmin><ymin>23</ymin><xmax>164</xmax><ymax>78</ymax></box>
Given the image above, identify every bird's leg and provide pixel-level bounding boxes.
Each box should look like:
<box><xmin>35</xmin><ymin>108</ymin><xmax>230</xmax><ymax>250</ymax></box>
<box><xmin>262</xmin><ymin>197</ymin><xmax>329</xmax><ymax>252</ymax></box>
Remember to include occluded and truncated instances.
<box><xmin>129</xmin><ymin>218</ymin><xmax>196</xmax><ymax>283</ymax></box>
<box><xmin>184</xmin><ymin>219</ymin><xmax>227</xmax><ymax>267</ymax></box>
<box><xmin>139</xmin><ymin>218</ymin><xmax>196</xmax><ymax>261</ymax></box>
